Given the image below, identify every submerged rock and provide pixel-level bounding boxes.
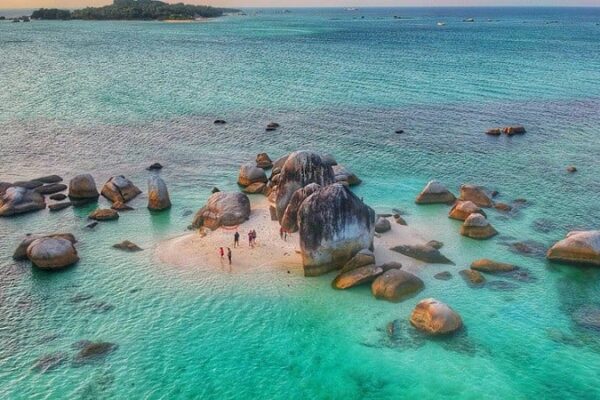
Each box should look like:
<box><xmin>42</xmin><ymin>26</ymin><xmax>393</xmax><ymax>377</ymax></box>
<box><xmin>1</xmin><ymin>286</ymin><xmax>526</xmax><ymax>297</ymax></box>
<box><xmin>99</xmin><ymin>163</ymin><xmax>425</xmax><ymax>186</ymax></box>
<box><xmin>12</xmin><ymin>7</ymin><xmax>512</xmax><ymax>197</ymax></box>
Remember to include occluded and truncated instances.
<box><xmin>298</xmin><ymin>183</ymin><xmax>375</xmax><ymax>276</ymax></box>
<box><xmin>88</xmin><ymin>208</ymin><xmax>119</xmax><ymax>221</ymax></box>
<box><xmin>410</xmin><ymin>298</ymin><xmax>462</xmax><ymax>335</ymax></box>
<box><xmin>371</xmin><ymin>269</ymin><xmax>424</xmax><ymax>302</ymax></box>
<box><xmin>191</xmin><ymin>192</ymin><xmax>251</xmax><ymax>230</ymax></box>
<box><xmin>27</xmin><ymin>237</ymin><xmax>79</xmax><ymax>270</ymax></box>
<box><xmin>546</xmin><ymin>230</ymin><xmax>600</xmax><ymax>267</ymax></box>
<box><xmin>458</xmin><ymin>185</ymin><xmax>493</xmax><ymax>208</ymax></box>
<box><xmin>281</xmin><ymin>183</ymin><xmax>321</xmax><ymax>233</ymax></box>
<box><xmin>101</xmin><ymin>176</ymin><xmax>141</xmax><ymax>203</ymax></box>
<box><xmin>276</xmin><ymin>151</ymin><xmax>335</xmax><ymax>221</ymax></box>
<box><xmin>112</xmin><ymin>240</ymin><xmax>143</xmax><ymax>252</ymax></box>
<box><xmin>332</xmin><ymin>164</ymin><xmax>361</xmax><ymax>186</ymax></box>
<box><xmin>471</xmin><ymin>259</ymin><xmax>517</xmax><ymax>273</ymax></box>
<box><xmin>238</xmin><ymin>163</ymin><xmax>268</xmax><ymax>187</ymax></box>
<box><xmin>341</xmin><ymin>249</ymin><xmax>375</xmax><ymax>273</ymax></box>
<box><xmin>35</xmin><ymin>175</ymin><xmax>63</xmax><ymax>184</ymax></box>
<box><xmin>49</xmin><ymin>202</ymin><xmax>72</xmax><ymax>212</ymax></box>
<box><xmin>459</xmin><ymin>269</ymin><xmax>486</xmax><ymax>287</ymax></box>
<box><xmin>434</xmin><ymin>271</ymin><xmax>452</xmax><ymax>280</ymax></box>
<box><xmin>332</xmin><ymin>265</ymin><xmax>383</xmax><ymax>289</ymax></box>
<box><xmin>460</xmin><ymin>213</ymin><xmax>498</xmax><ymax>239</ymax></box>
<box><xmin>0</xmin><ymin>186</ymin><xmax>46</xmax><ymax>216</ymax></box>
<box><xmin>415</xmin><ymin>180</ymin><xmax>456</xmax><ymax>204</ymax></box>
<box><xmin>33</xmin><ymin>352</ymin><xmax>68</xmax><ymax>373</ymax></box>
<box><xmin>147</xmin><ymin>175</ymin><xmax>171</xmax><ymax>211</ymax></box>
<box><xmin>68</xmin><ymin>174</ymin><xmax>99</xmax><ymax>200</ymax></box>
<box><xmin>449</xmin><ymin>201</ymin><xmax>486</xmax><ymax>221</ymax></box>
<box><xmin>74</xmin><ymin>341</ymin><xmax>118</xmax><ymax>364</ymax></box>
<box><xmin>256</xmin><ymin>153</ymin><xmax>273</xmax><ymax>169</ymax></box>
<box><xmin>572</xmin><ymin>306</ymin><xmax>600</xmax><ymax>331</ymax></box>
<box><xmin>390</xmin><ymin>244</ymin><xmax>454</xmax><ymax>265</ymax></box>
<box><xmin>375</xmin><ymin>217</ymin><xmax>391</xmax><ymax>233</ymax></box>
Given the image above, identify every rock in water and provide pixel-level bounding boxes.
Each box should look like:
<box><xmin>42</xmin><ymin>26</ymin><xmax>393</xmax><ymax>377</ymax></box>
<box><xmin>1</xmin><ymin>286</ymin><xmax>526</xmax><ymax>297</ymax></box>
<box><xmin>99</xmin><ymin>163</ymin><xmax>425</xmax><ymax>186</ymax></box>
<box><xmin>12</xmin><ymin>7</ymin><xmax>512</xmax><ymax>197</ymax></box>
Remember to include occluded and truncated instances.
<box><xmin>332</xmin><ymin>265</ymin><xmax>383</xmax><ymax>289</ymax></box>
<box><xmin>147</xmin><ymin>175</ymin><xmax>171</xmax><ymax>211</ymax></box>
<box><xmin>68</xmin><ymin>174</ymin><xmax>99</xmax><ymax>200</ymax></box>
<box><xmin>101</xmin><ymin>176</ymin><xmax>141</xmax><ymax>203</ymax></box>
<box><xmin>503</xmin><ymin>126</ymin><xmax>526</xmax><ymax>136</ymax></box>
<box><xmin>281</xmin><ymin>183</ymin><xmax>321</xmax><ymax>233</ymax></box>
<box><xmin>415</xmin><ymin>180</ymin><xmax>456</xmax><ymax>204</ymax></box>
<box><xmin>459</xmin><ymin>269</ymin><xmax>486</xmax><ymax>287</ymax></box>
<box><xmin>434</xmin><ymin>271</ymin><xmax>452</xmax><ymax>280</ymax></box>
<box><xmin>237</xmin><ymin>163</ymin><xmax>268</xmax><ymax>187</ymax></box>
<box><xmin>147</xmin><ymin>162</ymin><xmax>163</xmax><ymax>171</ymax></box>
<box><xmin>49</xmin><ymin>202</ymin><xmax>72</xmax><ymax>212</ymax></box>
<box><xmin>390</xmin><ymin>244</ymin><xmax>454</xmax><ymax>265</ymax></box>
<box><xmin>88</xmin><ymin>209</ymin><xmax>119</xmax><ymax>221</ymax></box>
<box><xmin>74</xmin><ymin>341</ymin><xmax>117</xmax><ymax>364</ymax></box>
<box><xmin>35</xmin><ymin>175</ymin><xmax>63</xmax><ymax>184</ymax></box>
<box><xmin>0</xmin><ymin>186</ymin><xmax>46</xmax><ymax>217</ymax></box>
<box><xmin>458</xmin><ymin>185</ymin><xmax>493</xmax><ymax>208</ymax></box>
<box><xmin>410</xmin><ymin>298</ymin><xmax>462</xmax><ymax>335</ymax></box>
<box><xmin>341</xmin><ymin>249</ymin><xmax>375</xmax><ymax>273</ymax></box>
<box><xmin>35</xmin><ymin>183</ymin><xmax>67</xmax><ymax>195</ymax></box>
<box><xmin>0</xmin><ymin>182</ymin><xmax>12</xmax><ymax>196</ymax></box>
<box><xmin>298</xmin><ymin>183</ymin><xmax>375</xmax><ymax>276</ymax></box>
<box><xmin>486</xmin><ymin>128</ymin><xmax>502</xmax><ymax>136</ymax></box>
<box><xmin>13</xmin><ymin>233</ymin><xmax>77</xmax><ymax>261</ymax></box>
<box><xmin>276</xmin><ymin>151</ymin><xmax>335</xmax><ymax>221</ymax></box>
<box><xmin>375</xmin><ymin>217</ymin><xmax>391</xmax><ymax>233</ymax></box>
<box><xmin>191</xmin><ymin>192</ymin><xmax>251</xmax><ymax>230</ymax></box>
<box><xmin>471</xmin><ymin>259</ymin><xmax>517</xmax><ymax>273</ymax></box>
<box><xmin>460</xmin><ymin>213</ymin><xmax>498</xmax><ymax>239</ymax></box>
<box><xmin>256</xmin><ymin>153</ymin><xmax>273</xmax><ymax>169</ymax></box>
<box><xmin>332</xmin><ymin>164</ymin><xmax>362</xmax><ymax>186</ymax></box>
<box><xmin>448</xmin><ymin>200</ymin><xmax>486</xmax><ymax>221</ymax></box>
<box><xmin>371</xmin><ymin>269</ymin><xmax>424</xmax><ymax>302</ymax></box>
<box><xmin>26</xmin><ymin>237</ymin><xmax>79</xmax><ymax>269</ymax></box>
<box><xmin>547</xmin><ymin>231</ymin><xmax>600</xmax><ymax>267</ymax></box>
<box><xmin>113</xmin><ymin>240</ymin><xmax>143</xmax><ymax>252</ymax></box>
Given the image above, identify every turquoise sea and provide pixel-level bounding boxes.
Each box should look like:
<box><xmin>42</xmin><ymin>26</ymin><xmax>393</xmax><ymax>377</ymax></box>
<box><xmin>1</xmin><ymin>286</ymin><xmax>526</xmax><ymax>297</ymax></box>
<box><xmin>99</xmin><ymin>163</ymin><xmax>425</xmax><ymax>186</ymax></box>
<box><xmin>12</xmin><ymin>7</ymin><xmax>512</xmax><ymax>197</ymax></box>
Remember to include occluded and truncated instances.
<box><xmin>1</xmin><ymin>7</ymin><xmax>600</xmax><ymax>399</ymax></box>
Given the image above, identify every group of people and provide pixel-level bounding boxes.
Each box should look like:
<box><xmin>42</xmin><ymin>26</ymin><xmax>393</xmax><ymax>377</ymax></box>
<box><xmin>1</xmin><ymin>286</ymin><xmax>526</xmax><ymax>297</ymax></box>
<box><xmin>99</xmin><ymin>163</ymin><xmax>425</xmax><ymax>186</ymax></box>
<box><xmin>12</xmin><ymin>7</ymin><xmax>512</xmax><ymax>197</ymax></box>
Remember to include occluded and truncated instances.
<box><xmin>219</xmin><ymin>246</ymin><xmax>232</xmax><ymax>265</ymax></box>
<box><xmin>220</xmin><ymin>229</ymin><xmax>259</xmax><ymax>266</ymax></box>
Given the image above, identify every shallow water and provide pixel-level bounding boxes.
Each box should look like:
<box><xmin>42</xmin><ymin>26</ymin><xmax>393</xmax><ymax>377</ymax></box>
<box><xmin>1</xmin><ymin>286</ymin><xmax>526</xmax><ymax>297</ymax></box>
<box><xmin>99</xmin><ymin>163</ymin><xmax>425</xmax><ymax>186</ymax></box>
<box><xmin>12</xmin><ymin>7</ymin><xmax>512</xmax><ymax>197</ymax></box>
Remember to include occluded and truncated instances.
<box><xmin>1</xmin><ymin>7</ymin><xmax>600</xmax><ymax>399</ymax></box>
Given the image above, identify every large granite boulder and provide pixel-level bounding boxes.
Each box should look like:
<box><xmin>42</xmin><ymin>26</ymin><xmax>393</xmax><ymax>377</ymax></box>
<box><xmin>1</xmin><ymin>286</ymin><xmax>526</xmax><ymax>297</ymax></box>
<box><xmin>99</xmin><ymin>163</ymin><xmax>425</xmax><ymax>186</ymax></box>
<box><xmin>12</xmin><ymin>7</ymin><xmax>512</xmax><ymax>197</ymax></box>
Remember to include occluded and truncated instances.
<box><xmin>272</xmin><ymin>154</ymin><xmax>289</xmax><ymax>170</ymax></box>
<box><xmin>242</xmin><ymin>182</ymin><xmax>266</xmax><ymax>194</ymax></box>
<box><xmin>101</xmin><ymin>176</ymin><xmax>141</xmax><ymax>203</ymax></box>
<box><xmin>13</xmin><ymin>233</ymin><xmax>77</xmax><ymax>261</ymax></box>
<box><xmin>390</xmin><ymin>243</ymin><xmax>454</xmax><ymax>265</ymax></box>
<box><xmin>256</xmin><ymin>153</ymin><xmax>273</xmax><ymax>169</ymax></box>
<box><xmin>26</xmin><ymin>237</ymin><xmax>79</xmax><ymax>270</ymax></box>
<box><xmin>448</xmin><ymin>200</ymin><xmax>486</xmax><ymax>221</ymax></box>
<box><xmin>471</xmin><ymin>259</ymin><xmax>517</xmax><ymax>273</ymax></box>
<box><xmin>191</xmin><ymin>192</ymin><xmax>251</xmax><ymax>230</ymax></box>
<box><xmin>0</xmin><ymin>186</ymin><xmax>46</xmax><ymax>217</ymax></box>
<box><xmin>341</xmin><ymin>249</ymin><xmax>375</xmax><ymax>273</ymax></box>
<box><xmin>410</xmin><ymin>298</ymin><xmax>463</xmax><ymax>335</ymax></box>
<box><xmin>147</xmin><ymin>176</ymin><xmax>171</xmax><ymax>211</ymax></box>
<box><xmin>298</xmin><ymin>184</ymin><xmax>375</xmax><ymax>276</ymax></box>
<box><xmin>88</xmin><ymin>208</ymin><xmax>119</xmax><ymax>221</ymax></box>
<box><xmin>415</xmin><ymin>180</ymin><xmax>456</xmax><ymax>204</ymax></box>
<box><xmin>547</xmin><ymin>231</ymin><xmax>600</xmax><ymax>267</ymax></box>
<box><xmin>332</xmin><ymin>265</ymin><xmax>383</xmax><ymax>289</ymax></box>
<box><xmin>371</xmin><ymin>269</ymin><xmax>424</xmax><ymax>302</ymax></box>
<box><xmin>332</xmin><ymin>164</ymin><xmax>361</xmax><ymax>186</ymax></box>
<box><xmin>375</xmin><ymin>217</ymin><xmax>391</xmax><ymax>233</ymax></box>
<box><xmin>459</xmin><ymin>185</ymin><xmax>493</xmax><ymax>208</ymax></box>
<box><xmin>0</xmin><ymin>182</ymin><xmax>12</xmax><ymax>196</ymax></box>
<box><xmin>238</xmin><ymin>163</ymin><xmax>268</xmax><ymax>187</ymax></box>
<box><xmin>280</xmin><ymin>183</ymin><xmax>321</xmax><ymax>233</ymax></box>
<box><xmin>68</xmin><ymin>174</ymin><xmax>99</xmax><ymax>200</ymax></box>
<box><xmin>460</xmin><ymin>213</ymin><xmax>497</xmax><ymax>239</ymax></box>
<box><xmin>276</xmin><ymin>151</ymin><xmax>335</xmax><ymax>221</ymax></box>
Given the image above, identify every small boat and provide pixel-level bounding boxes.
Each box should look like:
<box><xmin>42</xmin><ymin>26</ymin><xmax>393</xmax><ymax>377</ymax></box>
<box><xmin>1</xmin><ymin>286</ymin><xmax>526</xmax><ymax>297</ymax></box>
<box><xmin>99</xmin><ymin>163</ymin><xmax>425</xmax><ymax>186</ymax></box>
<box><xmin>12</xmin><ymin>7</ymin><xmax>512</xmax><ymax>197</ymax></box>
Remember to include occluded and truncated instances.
<box><xmin>437</xmin><ymin>22</ymin><xmax>446</xmax><ymax>26</ymax></box>
<box><xmin>463</xmin><ymin>18</ymin><xmax>475</xmax><ymax>23</ymax></box>
<box><xmin>346</xmin><ymin>8</ymin><xmax>358</xmax><ymax>11</ymax></box>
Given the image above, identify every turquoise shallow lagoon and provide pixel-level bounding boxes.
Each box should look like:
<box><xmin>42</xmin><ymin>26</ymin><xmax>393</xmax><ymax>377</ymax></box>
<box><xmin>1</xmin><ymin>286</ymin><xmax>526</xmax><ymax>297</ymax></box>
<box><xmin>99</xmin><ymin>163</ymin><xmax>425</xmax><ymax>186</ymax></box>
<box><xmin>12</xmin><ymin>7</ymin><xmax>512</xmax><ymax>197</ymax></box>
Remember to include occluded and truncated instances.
<box><xmin>1</xmin><ymin>7</ymin><xmax>600</xmax><ymax>399</ymax></box>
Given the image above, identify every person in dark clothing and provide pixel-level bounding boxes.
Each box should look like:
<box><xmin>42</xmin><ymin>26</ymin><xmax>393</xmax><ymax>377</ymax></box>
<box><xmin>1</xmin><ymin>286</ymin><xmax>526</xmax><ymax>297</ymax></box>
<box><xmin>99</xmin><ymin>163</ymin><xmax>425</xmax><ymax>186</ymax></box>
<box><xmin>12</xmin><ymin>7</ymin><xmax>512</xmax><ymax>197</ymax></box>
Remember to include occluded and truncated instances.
<box><xmin>234</xmin><ymin>231</ymin><xmax>240</xmax><ymax>247</ymax></box>
<box><xmin>227</xmin><ymin>247</ymin><xmax>232</xmax><ymax>265</ymax></box>
<box><xmin>219</xmin><ymin>247</ymin><xmax>224</xmax><ymax>259</ymax></box>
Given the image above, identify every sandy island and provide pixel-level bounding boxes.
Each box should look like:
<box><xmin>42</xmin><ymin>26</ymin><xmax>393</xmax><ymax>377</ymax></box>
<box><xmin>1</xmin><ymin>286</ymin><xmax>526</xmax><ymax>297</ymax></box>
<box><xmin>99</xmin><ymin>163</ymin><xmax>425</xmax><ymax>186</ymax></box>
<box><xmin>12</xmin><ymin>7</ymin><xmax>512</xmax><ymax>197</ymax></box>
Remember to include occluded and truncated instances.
<box><xmin>156</xmin><ymin>196</ymin><xmax>432</xmax><ymax>276</ymax></box>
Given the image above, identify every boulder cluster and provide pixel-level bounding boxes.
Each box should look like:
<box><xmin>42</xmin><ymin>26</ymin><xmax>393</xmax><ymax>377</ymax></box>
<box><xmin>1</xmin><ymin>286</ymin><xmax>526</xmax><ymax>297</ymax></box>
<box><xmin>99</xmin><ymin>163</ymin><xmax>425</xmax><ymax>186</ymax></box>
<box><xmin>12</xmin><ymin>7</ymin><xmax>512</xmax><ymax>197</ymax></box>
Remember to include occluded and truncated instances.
<box><xmin>13</xmin><ymin>233</ymin><xmax>79</xmax><ymax>270</ymax></box>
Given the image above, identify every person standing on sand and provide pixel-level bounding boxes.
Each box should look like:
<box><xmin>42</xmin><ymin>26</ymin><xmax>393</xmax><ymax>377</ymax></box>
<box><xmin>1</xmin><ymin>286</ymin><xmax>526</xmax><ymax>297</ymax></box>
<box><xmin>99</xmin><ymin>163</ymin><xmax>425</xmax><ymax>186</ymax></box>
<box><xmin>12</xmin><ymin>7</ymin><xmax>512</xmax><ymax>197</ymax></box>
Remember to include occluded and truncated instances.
<box><xmin>227</xmin><ymin>247</ymin><xmax>232</xmax><ymax>265</ymax></box>
<box><xmin>234</xmin><ymin>231</ymin><xmax>240</xmax><ymax>248</ymax></box>
<box><xmin>248</xmin><ymin>231</ymin><xmax>253</xmax><ymax>247</ymax></box>
<box><xmin>219</xmin><ymin>247</ymin><xmax>224</xmax><ymax>259</ymax></box>
<box><xmin>252</xmin><ymin>230</ymin><xmax>257</xmax><ymax>245</ymax></box>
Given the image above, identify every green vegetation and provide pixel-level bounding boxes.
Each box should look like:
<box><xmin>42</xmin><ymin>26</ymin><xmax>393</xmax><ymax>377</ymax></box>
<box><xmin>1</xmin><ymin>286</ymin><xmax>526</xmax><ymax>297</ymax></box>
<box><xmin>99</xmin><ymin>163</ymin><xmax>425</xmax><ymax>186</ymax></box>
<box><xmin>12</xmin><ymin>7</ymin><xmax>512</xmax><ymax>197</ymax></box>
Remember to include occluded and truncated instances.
<box><xmin>31</xmin><ymin>0</ymin><xmax>238</xmax><ymax>21</ymax></box>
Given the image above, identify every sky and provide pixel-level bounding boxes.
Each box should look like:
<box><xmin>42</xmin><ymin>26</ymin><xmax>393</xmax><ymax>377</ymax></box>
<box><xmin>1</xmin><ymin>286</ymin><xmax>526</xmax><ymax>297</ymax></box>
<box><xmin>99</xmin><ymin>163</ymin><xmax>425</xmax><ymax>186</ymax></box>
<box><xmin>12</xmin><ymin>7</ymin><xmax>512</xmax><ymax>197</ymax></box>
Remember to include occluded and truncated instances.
<box><xmin>1</xmin><ymin>0</ymin><xmax>598</xmax><ymax>9</ymax></box>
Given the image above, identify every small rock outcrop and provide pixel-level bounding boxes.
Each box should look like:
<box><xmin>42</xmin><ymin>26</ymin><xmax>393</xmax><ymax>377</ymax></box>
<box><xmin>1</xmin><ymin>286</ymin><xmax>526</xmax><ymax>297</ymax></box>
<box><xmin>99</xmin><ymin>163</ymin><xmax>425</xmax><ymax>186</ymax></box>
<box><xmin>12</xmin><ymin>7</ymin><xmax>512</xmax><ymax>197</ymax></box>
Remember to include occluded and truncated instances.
<box><xmin>546</xmin><ymin>231</ymin><xmax>600</xmax><ymax>267</ymax></box>
<box><xmin>276</xmin><ymin>151</ymin><xmax>335</xmax><ymax>221</ymax></box>
<box><xmin>101</xmin><ymin>176</ymin><xmax>141</xmax><ymax>203</ymax></box>
<box><xmin>375</xmin><ymin>217</ymin><xmax>391</xmax><ymax>234</ymax></box>
<box><xmin>410</xmin><ymin>298</ymin><xmax>463</xmax><ymax>335</ymax></box>
<box><xmin>448</xmin><ymin>201</ymin><xmax>486</xmax><ymax>221</ymax></box>
<box><xmin>332</xmin><ymin>164</ymin><xmax>361</xmax><ymax>186</ymax></box>
<box><xmin>68</xmin><ymin>174</ymin><xmax>99</xmax><ymax>200</ymax></box>
<box><xmin>471</xmin><ymin>259</ymin><xmax>517</xmax><ymax>273</ymax></box>
<box><xmin>74</xmin><ymin>341</ymin><xmax>118</xmax><ymax>364</ymax></box>
<box><xmin>458</xmin><ymin>185</ymin><xmax>493</xmax><ymax>208</ymax></box>
<box><xmin>147</xmin><ymin>162</ymin><xmax>163</xmax><ymax>171</ymax></box>
<box><xmin>147</xmin><ymin>176</ymin><xmax>171</xmax><ymax>211</ymax></box>
<box><xmin>113</xmin><ymin>240</ymin><xmax>143</xmax><ymax>252</ymax></box>
<box><xmin>503</xmin><ymin>126</ymin><xmax>526</xmax><ymax>136</ymax></box>
<box><xmin>341</xmin><ymin>249</ymin><xmax>375</xmax><ymax>273</ymax></box>
<box><xmin>332</xmin><ymin>265</ymin><xmax>383</xmax><ymax>289</ymax></box>
<box><xmin>566</xmin><ymin>166</ymin><xmax>577</xmax><ymax>173</ymax></box>
<box><xmin>238</xmin><ymin>163</ymin><xmax>268</xmax><ymax>187</ymax></box>
<box><xmin>371</xmin><ymin>269</ymin><xmax>424</xmax><ymax>302</ymax></box>
<box><xmin>434</xmin><ymin>271</ymin><xmax>452</xmax><ymax>280</ymax></box>
<box><xmin>459</xmin><ymin>269</ymin><xmax>486</xmax><ymax>287</ymax></box>
<box><xmin>486</xmin><ymin>128</ymin><xmax>501</xmax><ymax>136</ymax></box>
<box><xmin>13</xmin><ymin>233</ymin><xmax>77</xmax><ymax>261</ymax></box>
<box><xmin>256</xmin><ymin>153</ymin><xmax>273</xmax><ymax>169</ymax></box>
<box><xmin>390</xmin><ymin>243</ymin><xmax>454</xmax><ymax>265</ymax></box>
<box><xmin>460</xmin><ymin>213</ymin><xmax>498</xmax><ymax>239</ymax></box>
<box><xmin>280</xmin><ymin>183</ymin><xmax>321</xmax><ymax>233</ymax></box>
<box><xmin>298</xmin><ymin>184</ymin><xmax>375</xmax><ymax>276</ymax></box>
<box><xmin>415</xmin><ymin>180</ymin><xmax>456</xmax><ymax>204</ymax></box>
<box><xmin>191</xmin><ymin>192</ymin><xmax>251</xmax><ymax>230</ymax></box>
<box><xmin>26</xmin><ymin>237</ymin><xmax>79</xmax><ymax>270</ymax></box>
<box><xmin>35</xmin><ymin>183</ymin><xmax>67</xmax><ymax>195</ymax></box>
<box><xmin>0</xmin><ymin>186</ymin><xmax>46</xmax><ymax>216</ymax></box>
<box><xmin>88</xmin><ymin>209</ymin><xmax>119</xmax><ymax>221</ymax></box>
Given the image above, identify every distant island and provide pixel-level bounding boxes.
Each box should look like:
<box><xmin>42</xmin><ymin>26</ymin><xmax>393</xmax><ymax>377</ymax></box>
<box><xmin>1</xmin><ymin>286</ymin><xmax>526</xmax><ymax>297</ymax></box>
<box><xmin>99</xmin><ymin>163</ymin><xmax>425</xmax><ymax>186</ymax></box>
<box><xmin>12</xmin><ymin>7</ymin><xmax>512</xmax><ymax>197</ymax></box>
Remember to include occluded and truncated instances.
<box><xmin>31</xmin><ymin>0</ymin><xmax>240</xmax><ymax>21</ymax></box>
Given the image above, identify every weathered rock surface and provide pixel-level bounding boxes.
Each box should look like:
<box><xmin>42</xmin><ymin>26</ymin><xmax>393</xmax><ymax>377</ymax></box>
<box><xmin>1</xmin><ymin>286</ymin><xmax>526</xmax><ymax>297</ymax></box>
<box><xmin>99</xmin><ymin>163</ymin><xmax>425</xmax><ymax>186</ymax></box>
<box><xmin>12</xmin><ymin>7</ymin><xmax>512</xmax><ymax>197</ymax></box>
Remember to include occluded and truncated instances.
<box><xmin>332</xmin><ymin>164</ymin><xmax>361</xmax><ymax>186</ymax></box>
<box><xmin>68</xmin><ymin>174</ymin><xmax>99</xmax><ymax>199</ymax></box>
<box><xmin>113</xmin><ymin>240</ymin><xmax>143</xmax><ymax>252</ymax></box>
<box><xmin>111</xmin><ymin>201</ymin><xmax>134</xmax><ymax>211</ymax></box>
<box><xmin>50</xmin><ymin>193</ymin><xmax>67</xmax><ymax>201</ymax></box>
<box><xmin>272</xmin><ymin>154</ymin><xmax>289</xmax><ymax>170</ymax></box>
<box><xmin>101</xmin><ymin>176</ymin><xmax>141</xmax><ymax>203</ymax></box>
<box><xmin>276</xmin><ymin>151</ymin><xmax>335</xmax><ymax>221</ymax></box>
<box><xmin>415</xmin><ymin>180</ymin><xmax>456</xmax><ymax>204</ymax></box>
<box><xmin>88</xmin><ymin>209</ymin><xmax>119</xmax><ymax>221</ymax></box>
<box><xmin>320</xmin><ymin>153</ymin><xmax>338</xmax><ymax>166</ymax></box>
<box><xmin>191</xmin><ymin>192</ymin><xmax>251</xmax><ymax>230</ymax></box>
<box><xmin>371</xmin><ymin>269</ymin><xmax>424</xmax><ymax>302</ymax></box>
<box><xmin>448</xmin><ymin>201</ymin><xmax>486</xmax><ymax>221</ymax></box>
<box><xmin>298</xmin><ymin>184</ymin><xmax>374</xmax><ymax>276</ymax></box>
<box><xmin>147</xmin><ymin>175</ymin><xmax>171</xmax><ymax>211</ymax></box>
<box><xmin>471</xmin><ymin>259</ymin><xmax>517</xmax><ymax>273</ymax></box>
<box><xmin>503</xmin><ymin>126</ymin><xmax>526</xmax><ymax>136</ymax></box>
<box><xmin>494</xmin><ymin>202</ymin><xmax>512</xmax><ymax>212</ymax></box>
<box><xmin>13</xmin><ymin>233</ymin><xmax>77</xmax><ymax>261</ymax></box>
<box><xmin>26</xmin><ymin>237</ymin><xmax>79</xmax><ymax>269</ymax></box>
<box><xmin>390</xmin><ymin>244</ymin><xmax>454</xmax><ymax>265</ymax></box>
<box><xmin>238</xmin><ymin>163</ymin><xmax>268</xmax><ymax>187</ymax></box>
<box><xmin>459</xmin><ymin>185</ymin><xmax>493</xmax><ymax>208</ymax></box>
<box><xmin>459</xmin><ymin>269</ymin><xmax>486</xmax><ymax>287</ymax></box>
<box><xmin>546</xmin><ymin>231</ymin><xmax>600</xmax><ymax>267</ymax></box>
<box><xmin>332</xmin><ymin>265</ymin><xmax>383</xmax><ymax>289</ymax></box>
<box><xmin>242</xmin><ymin>182</ymin><xmax>266</xmax><ymax>194</ymax></box>
<box><xmin>0</xmin><ymin>182</ymin><xmax>12</xmax><ymax>195</ymax></box>
<box><xmin>426</xmin><ymin>240</ymin><xmax>444</xmax><ymax>250</ymax></box>
<box><xmin>434</xmin><ymin>271</ymin><xmax>452</xmax><ymax>280</ymax></box>
<box><xmin>49</xmin><ymin>202</ymin><xmax>72</xmax><ymax>212</ymax></box>
<box><xmin>256</xmin><ymin>153</ymin><xmax>273</xmax><ymax>169</ymax></box>
<box><xmin>35</xmin><ymin>183</ymin><xmax>67</xmax><ymax>195</ymax></box>
<box><xmin>0</xmin><ymin>186</ymin><xmax>46</xmax><ymax>216</ymax></box>
<box><xmin>410</xmin><ymin>298</ymin><xmax>463</xmax><ymax>335</ymax></box>
<box><xmin>460</xmin><ymin>213</ymin><xmax>498</xmax><ymax>239</ymax></box>
<box><xmin>147</xmin><ymin>162</ymin><xmax>163</xmax><ymax>171</ymax></box>
<box><xmin>393</xmin><ymin>214</ymin><xmax>407</xmax><ymax>225</ymax></box>
<box><xmin>486</xmin><ymin>128</ymin><xmax>502</xmax><ymax>136</ymax></box>
<box><xmin>280</xmin><ymin>183</ymin><xmax>321</xmax><ymax>233</ymax></box>
<box><xmin>375</xmin><ymin>217</ymin><xmax>391</xmax><ymax>233</ymax></box>
<box><xmin>35</xmin><ymin>175</ymin><xmax>63</xmax><ymax>184</ymax></box>
<box><xmin>340</xmin><ymin>249</ymin><xmax>375</xmax><ymax>273</ymax></box>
